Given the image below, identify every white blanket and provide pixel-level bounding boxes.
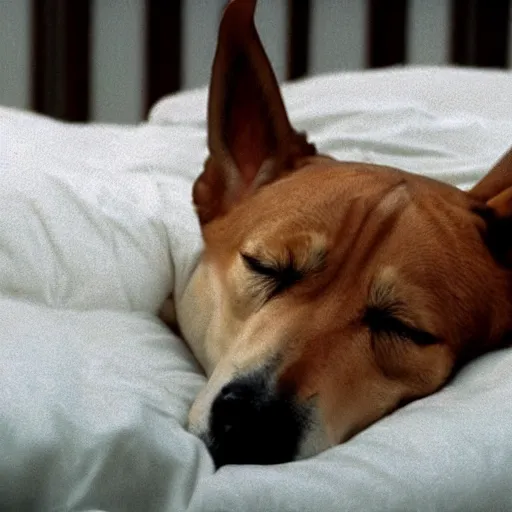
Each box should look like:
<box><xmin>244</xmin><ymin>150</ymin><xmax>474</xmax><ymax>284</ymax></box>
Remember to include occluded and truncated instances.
<box><xmin>1</xmin><ymin>67</ymin><xmax>512</xmax><ymax>511</ymax></box>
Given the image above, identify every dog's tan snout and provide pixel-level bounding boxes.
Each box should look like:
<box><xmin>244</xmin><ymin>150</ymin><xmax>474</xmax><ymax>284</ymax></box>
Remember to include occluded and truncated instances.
<box><xmin>207</xmin><ymin>372</ymin><xmax>307</xmax><ymax>468</ymax></box>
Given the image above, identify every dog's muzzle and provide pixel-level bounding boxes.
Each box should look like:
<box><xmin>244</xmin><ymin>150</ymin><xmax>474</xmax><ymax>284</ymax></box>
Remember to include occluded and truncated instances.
<box><xmin>204</xmin><ymin>372</ymin><xmax>308</xmax><ymax>468</ymax></box>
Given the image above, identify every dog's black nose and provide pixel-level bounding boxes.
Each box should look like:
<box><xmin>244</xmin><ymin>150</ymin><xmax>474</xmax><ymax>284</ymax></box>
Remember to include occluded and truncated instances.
<box><xmin>207</xmin><ymin>374</ymin><xmax>306</xmax><ymax>468</ymax></box>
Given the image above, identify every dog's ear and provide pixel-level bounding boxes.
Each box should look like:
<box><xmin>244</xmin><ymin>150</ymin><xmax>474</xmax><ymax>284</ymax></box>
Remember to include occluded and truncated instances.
<box><xmin>469</xmin><ymin>147</ymin><xmax>512</xmax><ymax>263</ymax></box>
<box><xmin>193</xmin><ymin>0</ymin><xmax>316</xmax><ymax>224</ymax></box>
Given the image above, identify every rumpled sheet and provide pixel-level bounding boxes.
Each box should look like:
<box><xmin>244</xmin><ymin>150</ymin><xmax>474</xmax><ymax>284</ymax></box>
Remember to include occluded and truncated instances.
<box><xmin>1</xmin><ymin>67</ymin><xmax>512</xmax><ymax>511</ymax></box>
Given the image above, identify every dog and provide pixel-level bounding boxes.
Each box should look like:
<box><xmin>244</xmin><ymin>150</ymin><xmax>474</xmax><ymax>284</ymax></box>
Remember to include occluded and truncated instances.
<box><xmin>161</xmin><ymin>0</ymin><xmax>512</xmax><ymax>469</ymax></box>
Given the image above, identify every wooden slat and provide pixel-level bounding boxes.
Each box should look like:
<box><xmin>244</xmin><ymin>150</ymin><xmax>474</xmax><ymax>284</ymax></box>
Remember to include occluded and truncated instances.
<box><xmin>32</xmin><ymin>0</ymin><xmax>91</xmax><ymax>121</ymax></box>
<box><xmin>181</xmin><ymin>1</ymin><xmax>224</xmax><ymax>89</ymax></box>
<box><xmin>309</xmin><ymin>1</ymin><xmax>367</xmax><ymax>74</ymax></box>
<box><xmin>473</xmin><ymin>2</ymin><xmax>510</xmax><ymax>67</ymax></box>
<box><xmin>90</xmin><ymin>0</ymin><xmax>146</xmax><ymax>123</ymax></box>
<box><xmin>146</xmin><ymin>0</ymin><xmax>182</xmax><ymax>114</ymax></box>
<box><xmin>368</xmin><ymin>0</ymin><xmax>408</xmax><ymax>68</ymax></box>
<box><xmin>255</xmin><ymin>1</ymin><xmax>288</xmax><ymax>82</ymax></box>
<box><xmin>287</xmin><ymin>0</ymin><xmax>311</xmax><ymax>80</ymax></box>
<box><xmin>0</xmin><ymin>0</ymin><xmax>32</xmax><ymax>109</ymax></box>
<box><xmin>451</xmin><ymin>0</ymin><xmax>510</xmax><ymax>68</ymax></box>
<box><xmin>407</xmin><ymin>0</ymin><xmax>450</xmax><ymax>66</ymax></box>
<box><xmin>450</xmin><ymin>0</ymin><xmax>471</xmax><ymax>65</ymax></box>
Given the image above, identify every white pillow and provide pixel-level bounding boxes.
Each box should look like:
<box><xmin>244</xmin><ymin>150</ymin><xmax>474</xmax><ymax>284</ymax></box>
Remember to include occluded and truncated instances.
<box><xmin>0</xmin><ymin>107</ymin><xmax>210</xmax><ymax>510</ymax></box>
<box><xmin>2</xmin><ymin>66</ymin><xmax>512</xmax><ymax>511</ymax></box>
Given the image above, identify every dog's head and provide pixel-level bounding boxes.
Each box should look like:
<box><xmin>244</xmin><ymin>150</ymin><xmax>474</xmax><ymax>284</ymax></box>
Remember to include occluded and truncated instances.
<box><xmin>175</xmin><ymin>0</ymin><xmax>512</xmax><ymax>468</ymax></box>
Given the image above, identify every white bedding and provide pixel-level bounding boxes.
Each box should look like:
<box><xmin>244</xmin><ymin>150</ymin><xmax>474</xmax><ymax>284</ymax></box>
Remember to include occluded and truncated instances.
<box><xmin>1</xmin><ymin>67</ymin><xmax>512</xmax><ymax>511</ymax></box>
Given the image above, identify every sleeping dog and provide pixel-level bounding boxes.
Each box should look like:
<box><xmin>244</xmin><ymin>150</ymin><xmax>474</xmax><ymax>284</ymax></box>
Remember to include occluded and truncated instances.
<box><xmin>161</xmin><ymin>0</ymin><xmax>512</xmax><ymax>468</ymax></box>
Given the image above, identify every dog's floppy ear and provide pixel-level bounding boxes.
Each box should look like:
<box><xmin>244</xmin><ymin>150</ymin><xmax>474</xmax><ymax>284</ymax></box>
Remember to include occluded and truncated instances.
<box><xmin>469</xmin><ymin>147</ymin><xmax>512</xmax><ymax>263</ymax></box>
<box><xmin>193</xmin><ymin>0</ymin><xmax>316</xmax><ymax>224</ymax></box>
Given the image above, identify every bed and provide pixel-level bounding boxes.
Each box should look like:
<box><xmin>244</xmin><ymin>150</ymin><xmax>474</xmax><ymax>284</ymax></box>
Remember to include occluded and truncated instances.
<box><xmin>1</xmin><ymin>65</ymin><xmax>512</xmax><ymax>511</ymax></box>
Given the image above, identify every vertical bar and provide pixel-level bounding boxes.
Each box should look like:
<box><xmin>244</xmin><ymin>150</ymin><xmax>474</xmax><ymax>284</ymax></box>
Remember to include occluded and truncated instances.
<box><xmin>0</xmin><ymin>0</ymin><xmax>32</xmax><ymax>109</ymax></box>
<box><xmin>450</xmin><ymin>0</ymin><xmax>471</xmax><ymax>65</ymax></box>
<box><xmin>146</xmin><ymin>0</ymin><xmax>182</xmax><ymax>114</ymax></box>
<box><xmin>91</xmin><ymin>0</ymin><xmax>145</xmax><ymax>123</ymax></box>
<box><xmin>32</xmin><ymin>0</ymin><xmax>91</xmax><ymax>121</ymax></box>
<box><xmin>256</xmin><ymin>0</ymin><xmax>288</xmax><ymax>82</ymax></box>
<box><xmin>32</xmin><ymin>0</ymin><xmax>52</xmax><ymax>116</ymax></box>
<box><xmin>474</xmin><ymin>0</ymin><xmax>510</xmax><ymax>67</ymax></box>
<box><xmin>309</xmin><ymin>0</ymin><xmax>366</xmax><ymax>74</ymax></box>
<box><xmin>287</xmin><ymin>0</ymin><xmax>311</xmax><ymax>80</ymax></box>
<box><xmin>368</xmin><ymin>0</ymin><xmax>408</xmax><ymax>68</ymax></box>
<box><xmin>451</xmin><ymin>0</ymin><xmax>510</xmax><ymax>67</ymax></box>
<box><xmin>407</xmin><ymin>0</ymin><xmax>449</xmax><ymax>66</ymax></box>
<box><xmin>182</xmin><ymin>1</ymin><xmax>224</xmax><ymax>89</ymax></box>
<box><xmin>509</xmin><ymin>9</ymin><xmax>512</xmax><ymax>68</ymax></box>
<box><xmin>64</xmin><ymin>0</ymin><xmax>90</xmax><ymax>121</ymax></box>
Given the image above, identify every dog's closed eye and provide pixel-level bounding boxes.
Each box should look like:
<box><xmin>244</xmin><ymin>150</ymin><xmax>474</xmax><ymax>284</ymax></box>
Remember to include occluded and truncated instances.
<box><xmin>241</xmin><ymin>253</ymin><xmax>303</xmax><ymax>297</ymax></box>
<box><xmin>363</xmin><ymin>306</ymin><xmax>438</xmax><ymax>346</ymax></box>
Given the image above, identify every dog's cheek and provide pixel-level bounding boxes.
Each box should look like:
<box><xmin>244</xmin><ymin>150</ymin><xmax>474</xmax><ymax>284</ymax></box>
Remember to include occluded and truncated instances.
<box><xmin>375</xmin><ymin>338</ymin><xmax>455</xmax><ymax>397</ymax></box>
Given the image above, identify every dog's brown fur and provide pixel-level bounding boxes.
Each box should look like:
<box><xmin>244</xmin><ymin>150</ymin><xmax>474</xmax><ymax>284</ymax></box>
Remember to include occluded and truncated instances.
<box><xmin>166</xmin><ymin>0</ymin><xmax>512</xmax><ymax>467</ymax></box>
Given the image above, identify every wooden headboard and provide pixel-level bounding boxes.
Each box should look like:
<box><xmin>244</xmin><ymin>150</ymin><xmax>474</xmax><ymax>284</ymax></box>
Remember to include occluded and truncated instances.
<box><xmin>9</xmin><ymin>0</ymin><xmax>512</xmax><ymax>123</ymax></box>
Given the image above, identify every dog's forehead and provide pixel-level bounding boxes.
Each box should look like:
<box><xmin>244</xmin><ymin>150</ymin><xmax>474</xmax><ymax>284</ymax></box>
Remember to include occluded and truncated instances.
<box><xmin>212</xmin><ymin>161</ymin><xmax>482</xmax><ymax>292</ymax></box>
<box><xmin>244</xmin><ymin>165</ymin><xmax>413</xmax><ymax>239</ymax></box>
<box><xmin>251</xmin><ymin>163</ymin><xmax>466</xmax><ymax>229</ymax></box>
<box><xmin>244</xmin><ymin>165</ymin><xmax>487</xmax><ymax>310</ymax></box>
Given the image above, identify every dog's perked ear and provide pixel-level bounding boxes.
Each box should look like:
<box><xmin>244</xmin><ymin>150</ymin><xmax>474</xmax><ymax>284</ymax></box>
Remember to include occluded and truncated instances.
<box><xmin>469</xmin><ymin>147</ymin><xmax>512</xmax><ymax>264</ymax></box>
<box><xmin>193</xmin><ymin>0</ymin><xmax>317</xmax><ymax>225</ymax></box>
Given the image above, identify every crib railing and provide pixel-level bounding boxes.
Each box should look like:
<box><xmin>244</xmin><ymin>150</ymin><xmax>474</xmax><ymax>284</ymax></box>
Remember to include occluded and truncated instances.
<box><xmin>1</xmin><ymin>0</ymin><xmax>510</xmax><ymax>123</ymax></box>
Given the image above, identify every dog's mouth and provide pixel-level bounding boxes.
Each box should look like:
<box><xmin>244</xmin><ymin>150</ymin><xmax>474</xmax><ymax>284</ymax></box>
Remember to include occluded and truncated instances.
<box><xmin>202</xmin><ymin>372</ymin><xmax>310</xmax><ymax>468</ymax></box>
